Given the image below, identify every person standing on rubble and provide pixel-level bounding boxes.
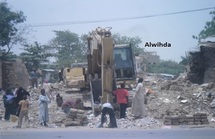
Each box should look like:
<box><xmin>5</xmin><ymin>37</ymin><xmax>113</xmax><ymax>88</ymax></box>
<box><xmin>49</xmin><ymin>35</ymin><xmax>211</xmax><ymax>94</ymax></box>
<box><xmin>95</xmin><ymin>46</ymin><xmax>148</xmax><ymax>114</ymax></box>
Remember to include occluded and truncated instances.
<box><xmin>58</xmin><ymin>68</ymin><xmax>64</xmax><ymax>83</ymax></box>
<box><xmin>29</xmin><ymin>70</ymin><xmax>38</xmax><ymax>88</ymax></box>
<box><xmin>113</xmin><ymin>83</ymin><xmax>129</xmax><ymax>119</ymax></box>
<box><xmin>38</xmin><ymin>89</ymin><xmax>50</xmax><ymax>127</ymax></box>
<box><xmin>131</xmin><ymin>78</ymin><xmax>146</xmax><ymax>118</ymax></box>
<box><xmin>14</xmin><ymin>87</ymin><xmax>30</xmax><ymax>116</ymax></box>
<box><xmin>56</xmin><ymin>93</ymin><xmax>63</xmax><ymax>108</ymax></box>
<box><xmin>3</xmin><ymin>89</ymin><xmax>16</xmax><ymax>121</ymax></box>
<box><xmin>16</xmin><ymin>95</ymin><xmax>29</xmax><ymax>128</ymax></box>
<box><xmin>43</xmin><ymin>81</ymin><xmax>55</xmax><ymax>100</ymax></box>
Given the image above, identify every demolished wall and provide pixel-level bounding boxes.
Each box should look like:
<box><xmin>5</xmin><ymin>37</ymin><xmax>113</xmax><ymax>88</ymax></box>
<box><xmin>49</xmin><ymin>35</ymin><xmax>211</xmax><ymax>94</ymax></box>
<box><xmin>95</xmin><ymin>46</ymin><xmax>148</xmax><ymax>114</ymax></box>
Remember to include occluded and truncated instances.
<box><xmin>1</xmin><ymin>59</ymin><xmax>30</xmax><ymax>90</ymax></box>
<box><xmin>187</xmin><ymin>42</ymin><xmax>215</xmax><ymax>84</ymax></box>
<box><xmin>2</xmin><ymin>61</ymin><xmax>19</xmax><ymax>90</ymax></box>
<box><xmin>201</xmin><ymin>44</ymin><xmax>215</xmax><ymax>83</ymax></box>
<box><xmin>13</xmin><ymin>59</ymin><xmax>30</xmax><ymax>89</ymax></box>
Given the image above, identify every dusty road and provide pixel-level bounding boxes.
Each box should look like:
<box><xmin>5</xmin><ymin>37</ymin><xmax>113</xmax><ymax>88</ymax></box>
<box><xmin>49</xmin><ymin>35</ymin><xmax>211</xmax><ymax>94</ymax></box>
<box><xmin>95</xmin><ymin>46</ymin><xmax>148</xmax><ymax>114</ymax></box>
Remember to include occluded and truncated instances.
<box><xmin>0</xmin><ymin>127</ymin><xmax>215</xmax><ymax>139</ymax></box>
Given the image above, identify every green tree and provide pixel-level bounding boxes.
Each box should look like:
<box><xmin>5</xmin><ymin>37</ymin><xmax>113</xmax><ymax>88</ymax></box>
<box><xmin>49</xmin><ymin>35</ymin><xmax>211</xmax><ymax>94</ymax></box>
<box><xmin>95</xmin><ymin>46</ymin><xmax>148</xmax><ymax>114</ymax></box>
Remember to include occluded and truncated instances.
<box><xmin>147</xmin><ymin>60</ymin><xmax>184</xmax><ymax>75</ymax></box>
<box><xmin>0</xmin><ymin>52</ymin><xmax>17</xmax><ymax>61</ymax></box>
<box><xmin>50</xmin><ymin>30</ymin><xmax>86</xmax><ymax>67</ymax></box>
<box><xmin>112</xmin><ymin>33</ymin><xmax>144</xmax><ymax>55</ymax></box>
<box><xmin>193</xmin><ymin>8</ymin><xmax>215</xmax><ymax>40</ymax></box>
<box><xmin>0</xmin><ymin>2</ymin><xmax>26</xmax><ymax>58</ymax></box>
<box><xmin>80</xmin><ymin>34</ymin><xmax>88</xmax><ymax>58</ymax></box>
<box><xmin>19</xmin><ymin>42</ymin><xmax>51</xmax><ymax>71</ymax></box>
<box><xmin>179</xmin><ymin>55</ymin><xmax>191</xmax><ymax>65</ymax></box>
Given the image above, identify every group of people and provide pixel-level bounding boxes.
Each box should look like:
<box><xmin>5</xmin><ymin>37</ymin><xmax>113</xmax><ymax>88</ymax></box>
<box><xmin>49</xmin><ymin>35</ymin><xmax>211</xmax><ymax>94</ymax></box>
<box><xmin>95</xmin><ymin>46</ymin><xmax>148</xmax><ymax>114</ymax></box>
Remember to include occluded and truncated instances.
<box><xmin>98</xmin><ymin>77</ymin><xmax>147</xmax><ymax>128</ymax></box>
<box><xmin>2</xmin><ymin>87</ymin><xmax>30</xmax><ymax>121</ymax></box>
<box><xmin>1</xmin><ymin>77</ymin><xmax>147</xmax><ymax>128</ymax></box>
<box><xmin>2</xmin><ymin>86</ymin><xmax>51</xmax><ymax>128</ymax></box>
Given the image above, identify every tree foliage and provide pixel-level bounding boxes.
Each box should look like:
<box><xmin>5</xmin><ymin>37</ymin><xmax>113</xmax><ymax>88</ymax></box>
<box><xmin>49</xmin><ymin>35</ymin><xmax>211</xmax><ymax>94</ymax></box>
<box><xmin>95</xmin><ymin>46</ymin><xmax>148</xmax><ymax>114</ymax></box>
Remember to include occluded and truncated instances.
<box><xmin>0</xmin><ymin>2</ymin><xmax>26</xmax><ymax>58</ymax></box>
<box><xmin>147</xmin><ymin>60</ymin><xmax>185</xmax><ymax>75</ymax></box>
<box><xmin>19</xmin><ymin>42</ymin><xmax>51</xmax><ymax>71</ymax></box>
<box><xmin>0</xmin><ymin>52</ymin><xmax>17</xmax><ymax>61</ymax></box>
<box><xmin>112</xmin><ymin>33</ymin><xmax>144</xmax><ymax>55</ymax></box>
<box><xmin>179</xmin><ymin>55</ymin><xmax>191</xmax><ymax>65</ymax></box>
<box><xmin>50</xmin><ymin>30</ymin><xmax>87</xmax><ymax>67</ymax></box>
<box><xmin>48</xmin><ymin>30</ymin><xmax>144</xmax><ymax>68</ymax></box>
<box><xmin>193</xmin><ymin>8</ymin><xmax>215</xmax><ymax>40</ymax></box>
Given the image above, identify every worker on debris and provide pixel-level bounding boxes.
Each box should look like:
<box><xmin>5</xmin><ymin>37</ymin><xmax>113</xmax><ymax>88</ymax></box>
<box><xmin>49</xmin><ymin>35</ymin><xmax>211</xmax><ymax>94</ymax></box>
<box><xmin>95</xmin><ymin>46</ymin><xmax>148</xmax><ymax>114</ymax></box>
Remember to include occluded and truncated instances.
<box><xmin>58</xmin><ymin>69</ymin><xmax>64</xmax><ymax>83</ymax></box>
<box><xmin>61</xmin><ymin>98</ymin><xmax>82</xmax><ymax>114</ymax></box>
<box><xmin>36</xmin><ymin>69</ymin><xmax>43</xmax><ymax>85</ymax></box>
<box><xmin>43</xmin><ymin>81</ymin><xmax>55</xmax><ymax>99</ymax></box>
<box><xmin>97</xmin><ymin>103</ymin><xmax>117</xmax><ymax>128</ymax></box>
<box><xmin>113</xmin><ymin>83</ymin><xmax>129</xmax><ymax>119</ymax></box>
<box><xmin>93</xmin><ymin>73</ymin><xmax>99</xmax><ymax>81</ymax></box>
<box><xmin>3</xmin><ymin>89</ymin><xmax>16</xmax><ymax>121</ymax></box>
<box><xmin>39</xmin><ymin>89</ymin><xmax>50</xmax><ymax>127</ymax></box>
<box><xmin>131</xmin><ymin>78</ymin><xmax>146</xmax><ymax>118</ymax></box>
<box><xmin>56</xmin><ymin>93</ymin><xmax>63</xmax><ymax>107</ymax></box>
<box><xmin>14</xmin><ymin>87</ymin><xmax>30</xmax><ymax>116</ymax></box>
<box><xmin>29</xmin><ymin>70</ymin><xmax>38</xmax><ymax>88</ymax></box>
<box><xmin>16</xmin><ymin>95</ymin><xmax>29</xmax><ymax>128</ymax></box>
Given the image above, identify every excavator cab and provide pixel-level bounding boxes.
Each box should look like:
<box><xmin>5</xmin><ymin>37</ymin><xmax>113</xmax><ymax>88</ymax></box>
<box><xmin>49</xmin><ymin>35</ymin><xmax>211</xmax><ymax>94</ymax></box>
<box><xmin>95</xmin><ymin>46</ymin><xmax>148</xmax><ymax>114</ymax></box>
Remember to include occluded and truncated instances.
<box><xmin>114</xmin><ymin>44</ymin><xmax>136</xmax><ymax>84</ymax></box>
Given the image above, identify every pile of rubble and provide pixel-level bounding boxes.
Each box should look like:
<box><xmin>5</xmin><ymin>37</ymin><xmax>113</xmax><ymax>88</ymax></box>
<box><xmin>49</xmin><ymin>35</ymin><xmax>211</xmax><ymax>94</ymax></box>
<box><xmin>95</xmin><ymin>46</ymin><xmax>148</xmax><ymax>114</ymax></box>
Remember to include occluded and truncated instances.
<box><xmin>87</xmin><ymin>108</ymin><xmax>162</xmax><ymax>129</ymax></box>
<box><xmin>1</xmin><ymin>74</ymin><xmax>215</xmax><ymax>129</ymax></box>
<box><xmin>63</xmin><ymin>108</ymin><xmax>88</xmax><ymax>127</ymax></box>
<box><xmin>145</xmin><ymin>75</ymin><xmax>215</xmax><ymax>120</ymax></box>
<box><xmin>164</xmin><ymin>112</ymin><xmax>209</xmax><ymax>125</ymax></box>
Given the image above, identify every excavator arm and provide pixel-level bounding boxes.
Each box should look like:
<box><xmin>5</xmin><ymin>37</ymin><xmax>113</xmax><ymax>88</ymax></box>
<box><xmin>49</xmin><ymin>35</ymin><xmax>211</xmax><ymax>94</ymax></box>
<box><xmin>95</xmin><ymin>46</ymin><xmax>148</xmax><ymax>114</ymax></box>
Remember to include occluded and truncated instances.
<box><xmin>87</xmin><ymin>27</ymin><xmax>114</xmax><ymax>105</ymax></box>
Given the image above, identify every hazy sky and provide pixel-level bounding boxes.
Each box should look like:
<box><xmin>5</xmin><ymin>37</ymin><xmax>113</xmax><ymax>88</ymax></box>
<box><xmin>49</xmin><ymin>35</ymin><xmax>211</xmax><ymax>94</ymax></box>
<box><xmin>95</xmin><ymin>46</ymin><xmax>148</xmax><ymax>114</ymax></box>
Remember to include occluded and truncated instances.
<box><xmin>3</xmin><ymin>0</ymin><xmax>215</xmax><ymax>62</ymax></box>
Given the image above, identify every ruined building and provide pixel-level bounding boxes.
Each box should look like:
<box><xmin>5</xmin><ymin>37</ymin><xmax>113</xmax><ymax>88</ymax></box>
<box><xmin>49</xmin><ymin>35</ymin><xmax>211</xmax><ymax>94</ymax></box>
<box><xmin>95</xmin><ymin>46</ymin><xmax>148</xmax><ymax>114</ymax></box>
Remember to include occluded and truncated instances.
<box><xmin>135</xmin><ymin>51</ymin><xmax>160</xmax><ymax>77</ymax></box>
<box><xmin>0</xmin><ymin>59</ymin><xmax>30</xmax><ymax>90</ymax></box>
<box><xmin>187</xmin><ymin>38</ymin><xmax>215</xmax><ymax>84</ymax></box>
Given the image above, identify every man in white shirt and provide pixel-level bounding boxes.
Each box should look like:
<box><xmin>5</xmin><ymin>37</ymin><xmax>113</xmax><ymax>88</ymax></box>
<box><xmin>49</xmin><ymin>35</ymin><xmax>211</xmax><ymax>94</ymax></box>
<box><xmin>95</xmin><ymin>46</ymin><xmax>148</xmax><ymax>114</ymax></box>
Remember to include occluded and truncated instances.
<box><xmin>43</xmin><ymin>82</ymin><xmax>54</xmax><ymax>99</ymax></box>
<box><xmin>97</xmin><ymin>102</ymin><xmax>117</xmax><ymax>128</ymax></box>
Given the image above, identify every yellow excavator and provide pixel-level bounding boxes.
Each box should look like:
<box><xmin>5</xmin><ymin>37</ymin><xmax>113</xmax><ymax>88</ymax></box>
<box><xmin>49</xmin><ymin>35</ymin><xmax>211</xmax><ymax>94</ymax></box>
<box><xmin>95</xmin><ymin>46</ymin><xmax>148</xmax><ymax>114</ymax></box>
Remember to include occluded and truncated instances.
<box><xmin>63</xmin><ymin>62</ymin><xmax>88</xmax><ymax>91</ymax></box>
<box><xmin>87</xmin><ymin>27</ymin><xmax>136</xmax><ymax>114</ymax></box>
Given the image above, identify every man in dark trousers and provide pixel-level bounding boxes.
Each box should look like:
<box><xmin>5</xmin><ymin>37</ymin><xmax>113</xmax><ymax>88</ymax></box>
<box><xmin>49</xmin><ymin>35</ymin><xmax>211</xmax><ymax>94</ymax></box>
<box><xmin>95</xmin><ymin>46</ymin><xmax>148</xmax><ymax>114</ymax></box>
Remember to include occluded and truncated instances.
<box><xmin>113</xmin><ymin>83</ymin><xmax>129</xmax><ymax>119</ymax></box>
<box><xmin>3</xmin><ymin>89</ymin><xmax>16</xmax><ymax>121</ymax></box>
<box><xmin>58</xmin><ymin>69</ymin><xmax>64</xmax><ymax>83</ymax></box>
<box><xmin>56</xmin><ymin>93</ymin><xmax>63</xmax><ymax>107</ymax></box>
<box><xmin>97</xmin><ymin>103</ymin><xmax>117</xmax><ymax>128</ymax></box>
